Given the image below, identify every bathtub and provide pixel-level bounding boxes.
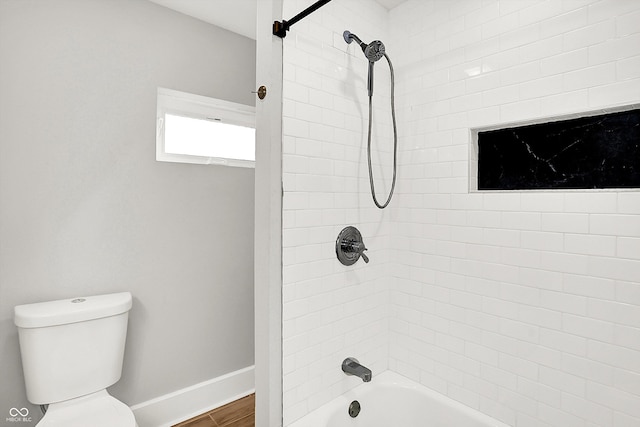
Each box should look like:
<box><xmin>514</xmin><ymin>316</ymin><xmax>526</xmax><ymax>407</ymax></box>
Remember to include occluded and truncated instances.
<box><xmin>290</xmin><ymin>371</ymin><xmax>510</xmax><ymax>427</ymax></box>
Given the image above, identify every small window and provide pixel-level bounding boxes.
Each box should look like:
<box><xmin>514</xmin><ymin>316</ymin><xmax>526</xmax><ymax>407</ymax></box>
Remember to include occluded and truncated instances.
<box><xmin>156</xmin><ymin>88</ymin><xmax>256</xmax><ymax>168</ymax></box>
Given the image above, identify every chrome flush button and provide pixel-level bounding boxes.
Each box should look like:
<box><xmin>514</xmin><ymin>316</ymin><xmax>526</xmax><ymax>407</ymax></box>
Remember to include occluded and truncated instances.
<box><xmin>71</xmin><ymin>298</ymin><xmax>86</xmax><ymax>303</ymax></box>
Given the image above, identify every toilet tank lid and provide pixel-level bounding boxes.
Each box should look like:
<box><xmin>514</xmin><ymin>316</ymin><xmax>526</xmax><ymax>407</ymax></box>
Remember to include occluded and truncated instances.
<box><xmin>14</xmin><ymin>292</ymin><xmax>132</xmax><ymax>329</ymax></box>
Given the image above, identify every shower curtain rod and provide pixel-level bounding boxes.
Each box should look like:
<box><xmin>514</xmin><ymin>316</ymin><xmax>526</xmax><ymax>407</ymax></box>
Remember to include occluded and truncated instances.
<box><xmin>273</xmin><ymin>0</ymin><xmax>333</xmax><ymax>38</ymax></box>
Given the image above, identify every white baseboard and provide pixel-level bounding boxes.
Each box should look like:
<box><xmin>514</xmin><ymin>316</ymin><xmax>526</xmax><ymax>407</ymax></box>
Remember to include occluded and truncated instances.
<box><xmin>130</xmin><ymin>366</ymin><xmax>255</xmax><ymax>427</ymax></box>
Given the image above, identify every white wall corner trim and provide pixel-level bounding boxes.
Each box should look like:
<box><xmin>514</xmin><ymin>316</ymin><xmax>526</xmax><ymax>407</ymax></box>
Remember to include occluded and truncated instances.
<box><xmin>130</xmin><ymin>366</ymin><xmax>255</xmax><ymax>427</ymax></box>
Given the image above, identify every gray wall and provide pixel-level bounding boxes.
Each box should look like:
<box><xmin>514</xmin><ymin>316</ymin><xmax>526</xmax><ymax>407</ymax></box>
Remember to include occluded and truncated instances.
<box><xmin>0</xmin><ymin>0</ymin><xmax>255</xmax><ymax>422</ymax></box>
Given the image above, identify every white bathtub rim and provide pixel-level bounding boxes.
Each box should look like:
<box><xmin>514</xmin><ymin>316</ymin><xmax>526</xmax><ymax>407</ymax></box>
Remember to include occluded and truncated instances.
<box><xmin>289</xmin><ymin>370</ymin><xmax>511</xmax><ymax>427</ymax></box>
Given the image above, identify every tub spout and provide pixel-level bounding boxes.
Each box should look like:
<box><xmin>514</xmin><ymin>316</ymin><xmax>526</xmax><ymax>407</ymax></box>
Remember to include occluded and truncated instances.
<box><xmin>342</xmin><ymin>357</ymin><xmax>372</xmax><ymax>382</ymax></box>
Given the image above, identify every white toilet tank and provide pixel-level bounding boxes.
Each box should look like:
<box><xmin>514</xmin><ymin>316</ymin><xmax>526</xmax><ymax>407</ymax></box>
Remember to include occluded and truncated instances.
<box><xmin>14</xmin><ymin>292</ymin><xmax>133</xmax><ymax>405</ymax></box>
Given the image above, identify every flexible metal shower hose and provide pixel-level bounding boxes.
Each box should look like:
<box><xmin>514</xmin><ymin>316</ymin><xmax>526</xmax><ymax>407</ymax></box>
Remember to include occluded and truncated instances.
<box><xmin>367</xmin><ymin>52</ymin><xmax>398</xmax><ymax>209</ymax></box>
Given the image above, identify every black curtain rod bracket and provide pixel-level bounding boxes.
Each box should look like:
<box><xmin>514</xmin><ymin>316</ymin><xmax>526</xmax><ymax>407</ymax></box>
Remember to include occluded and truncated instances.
<box><xmin>273</xmin><ymin>0</ymin><xmax>332</xmax><ymax>38</ymax></box>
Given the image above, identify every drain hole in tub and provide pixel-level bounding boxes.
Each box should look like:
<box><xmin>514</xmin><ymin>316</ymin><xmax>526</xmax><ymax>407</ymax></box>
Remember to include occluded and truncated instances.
<box><xmin>348</xmin><ymin>400</ymin><xmax>361</xmax><ymax>418</ymax></box>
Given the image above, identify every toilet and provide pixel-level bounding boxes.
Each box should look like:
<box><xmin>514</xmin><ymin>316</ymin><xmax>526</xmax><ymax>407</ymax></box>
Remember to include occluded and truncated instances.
<box><xmin>14</xmin><ymin>292</ymin><xmax>137</xmax><ymax>427</ymax></box>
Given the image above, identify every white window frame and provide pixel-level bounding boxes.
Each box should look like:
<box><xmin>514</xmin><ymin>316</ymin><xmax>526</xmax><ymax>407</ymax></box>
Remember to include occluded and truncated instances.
<box><xmin>156</xmin><ymin>87</ymin><xmax>256</xmax><ymax>168</ymax></box>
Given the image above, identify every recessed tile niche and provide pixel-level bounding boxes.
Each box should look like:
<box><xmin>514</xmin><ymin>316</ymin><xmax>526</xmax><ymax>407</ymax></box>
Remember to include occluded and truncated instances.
<box><xmin>472</xmin><ymin>106</ymin><xmax>640</xmax><ymax>191</ymax></box>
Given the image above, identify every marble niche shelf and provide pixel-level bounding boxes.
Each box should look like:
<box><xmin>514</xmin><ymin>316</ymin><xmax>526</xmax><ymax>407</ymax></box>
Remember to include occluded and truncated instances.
<box><xmin>477</xmin><ymin>108</ymin><xmax>640</xmax><ymax>190</ymax></box>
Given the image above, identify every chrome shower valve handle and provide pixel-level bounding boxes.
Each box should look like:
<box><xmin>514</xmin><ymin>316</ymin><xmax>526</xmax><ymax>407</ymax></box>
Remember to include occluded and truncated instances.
<box><xmin>336</xmin><ymin>226</ymin><xmax>369</xmax><ymax>265</ymax></box>
<box><xmin>346</xmin><ymin>241</ymin><xmax>369</xmax><ymax>263</ymax></box>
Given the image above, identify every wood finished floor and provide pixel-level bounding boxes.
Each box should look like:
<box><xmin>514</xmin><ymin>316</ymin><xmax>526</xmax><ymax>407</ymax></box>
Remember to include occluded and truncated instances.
<box><xmin>172</xmin><ymin>394</ymin><xmax>255</xmax><ymax>427</ymax></box>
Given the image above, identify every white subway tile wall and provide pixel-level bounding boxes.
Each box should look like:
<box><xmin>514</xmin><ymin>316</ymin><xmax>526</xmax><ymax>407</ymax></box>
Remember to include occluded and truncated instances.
<box><xmin>282</xmin><ymin>0</ymin><xmax>640</xmax><ymax>426</ymax></box>
<box><xmin>281</xmin><ymin>0</ymin><xmax>392</xmax><ymax>424</ymax></box>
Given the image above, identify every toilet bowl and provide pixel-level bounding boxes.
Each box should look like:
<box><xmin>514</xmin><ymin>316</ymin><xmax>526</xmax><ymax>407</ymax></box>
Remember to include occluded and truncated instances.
<box><xmin>14</xmin><ymin>292</ymin><xmax>137</xmax><ymax>427</ymax></box>
<box><xmin>36</xmin><ymin>390</ymin><xmax>137</xmax><ymax>427</ymax></box>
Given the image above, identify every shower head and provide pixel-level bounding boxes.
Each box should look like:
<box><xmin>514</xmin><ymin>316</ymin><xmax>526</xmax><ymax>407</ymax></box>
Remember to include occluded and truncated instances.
<box><xmin>343</xmin><ymin>30</ymin><xmax>385</xmax><ymax>62</ymax></box>
<box><xmin>344</xmin><ymin>30</ymin><xmax>388</xmax><ymax>97</ymax></box>
<box><xmin>364</xmin><ymin>40</ymin><xmax>385</xmax><ymax>62</ymax></box>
